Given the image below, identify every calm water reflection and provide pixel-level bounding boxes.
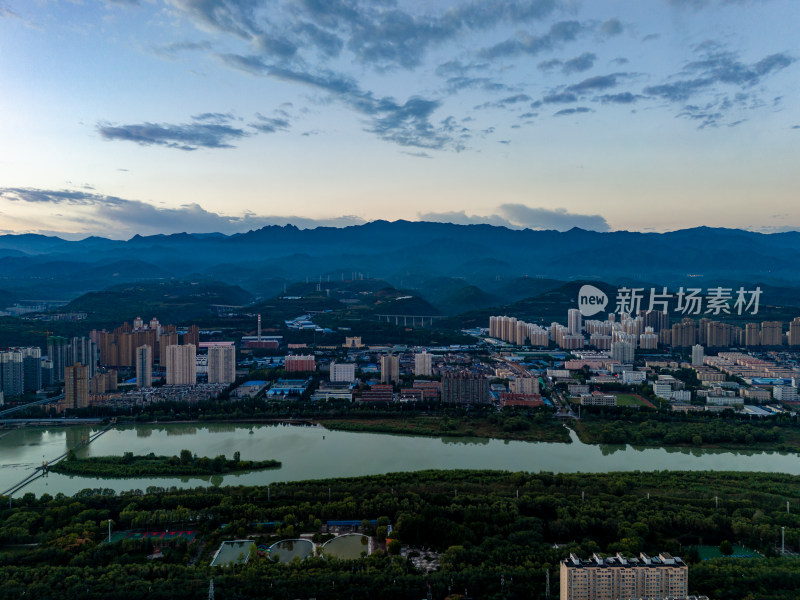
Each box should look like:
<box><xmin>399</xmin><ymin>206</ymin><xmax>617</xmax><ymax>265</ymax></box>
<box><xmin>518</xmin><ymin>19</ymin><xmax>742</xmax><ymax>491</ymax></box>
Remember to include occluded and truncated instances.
<box><xmin>1</xmin><ymin>423</ymin><xmax>798</xmax><ymax>497</ymax></box>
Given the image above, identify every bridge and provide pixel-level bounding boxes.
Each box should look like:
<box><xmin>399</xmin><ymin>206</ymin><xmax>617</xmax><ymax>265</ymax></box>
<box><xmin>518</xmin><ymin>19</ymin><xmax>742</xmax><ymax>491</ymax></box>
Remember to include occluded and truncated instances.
<box><xmin>0</xmin><ymin>394</ymin><xmax>63</xmax><ymax>418</ymax></box>
<box><xmin>375</xmin><ymin>314</ymin><xmax>446</xmax><ymax>327</ymax></box>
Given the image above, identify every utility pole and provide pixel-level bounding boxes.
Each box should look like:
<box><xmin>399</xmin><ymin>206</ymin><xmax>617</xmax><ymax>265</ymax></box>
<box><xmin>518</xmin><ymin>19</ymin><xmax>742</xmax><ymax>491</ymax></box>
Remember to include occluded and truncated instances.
<box><xmin>782</xmin><ymin>526</ymin><xmax>785</xmax><ymax>555</ymax></box>
<box><xmin>545</xmin><ymin>571</ymin><xmax>550</xmax><ymax>599</ymax></box>
<box><xmin>108</xmin><ymin>519</ymin><xmax>112</xmax><ymax>543</ymax></box>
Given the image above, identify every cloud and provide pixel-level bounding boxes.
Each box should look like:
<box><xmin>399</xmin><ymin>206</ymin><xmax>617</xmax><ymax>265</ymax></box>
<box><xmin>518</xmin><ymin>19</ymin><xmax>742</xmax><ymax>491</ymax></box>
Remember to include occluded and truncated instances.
<box><xmin>97</xmin><ymin>120</ymin><xmax>248</xmax><ymax>150</ymax></box>
<box><xmin>0</xmin><ymin>187</ymin><xmax>367</xmax><ymax>237</ymax></box>
<box><xmin>553</xmin><ymin>106</ymin><xmax>592</xmax><ymax>116</ymax></box>
<box><xmin>97</xmin><ymin>111</ymin><xmax>293</xmax><ymax>150</ymax></box>
<box><xmin>250</xmin><ymin>113</ymin><xmax>290</xmax><ymax>133</ymax></box>
<box><xmin>152</xmin><ymin>40</ymin><xmax>213</xmax><ymax>58</ymax></box>
<box><xmin>171</xmin><ymin>0</ymin><xmax>563</xmax><ymax>71</ymax></box>
<box><xmin>480</xmin><ymin>20</ymin><xmax>585</xmax><ymax>59</ymax></box>
<box><xmin>644</xmin><ymin>50</ymin><xmax>795</xmax><ymax>102</ymax></box>
<box><xmin>566</xmin><ymin>73</ymin><xmax>622</xmax><ymax>93</ymax></box>
<box><xmin>416</xmin><ymin>210</ymin><xmax>519</xmax><ymax>228</ymax></box>
<box><xmin>562</xmin><ymin>52</ymin><xmax>596</xmax><ymax>73</ymax></box>
<box><xmin>542</xmin><ymin>92</ymin><xmax>577</xmax><ymax>103</ymax></box>
<box><xmin>221</xmin><ymin>54</ymin><xmax>463</xmax><ymax>149</ymax></box>
<box><xmin>475</xmin><ymin>93</ymin><xmax>533</xmax><ymax>110</ymax></box>
<box><xmin>419</xmin><ymin>204</ymin><xmax>611</xmax><ymax>231</ymax></box>
<box><xmin>641</xmin><ymin>47</ymin><xmax>795</xmax><ymax>126</ymax></box>
<box><xmin>597</xmin><ymin>92</ymin><xmax>640</xmax><ymax>104</ymax></box>
<box><xmin>2</xmin><ymin>188</ymin><xmax>611</xmax><ymax>237</ymax></box>
<box><xmin>498</xmin><ymin>203</ymin><xmax>610</xmax><ymax>231</ymax></box>
<box><xmin>599</xmin><ymin>18</ymin><xmax>623</xmax><ymax>37</ymax></box>
<box><xmin>444</xmin><ymin>76</ymin><xmax>510</xmax><ymax>94</ymax></box>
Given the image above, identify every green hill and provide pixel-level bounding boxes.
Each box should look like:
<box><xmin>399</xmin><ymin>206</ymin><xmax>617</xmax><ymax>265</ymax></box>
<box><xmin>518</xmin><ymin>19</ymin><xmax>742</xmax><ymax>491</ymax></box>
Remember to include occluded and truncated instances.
<box><xmin>64</xmin><ymin>279</ymin><xmax>253</xmax><ymax>324</ymax></box>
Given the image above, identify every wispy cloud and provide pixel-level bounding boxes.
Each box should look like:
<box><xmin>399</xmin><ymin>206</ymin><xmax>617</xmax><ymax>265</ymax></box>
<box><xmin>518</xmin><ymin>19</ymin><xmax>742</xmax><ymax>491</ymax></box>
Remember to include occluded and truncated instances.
<box><xmin>553</xmin><ymin>106</ymin><xmax>592</xmax><ymax>116</ymax></box>
<box><xmin>1</xmin><ymin>188</ymin><xmax>612</xmax><ymax>236</ymax></box>
<box><xmin>97</xmin><ymin>120</ymin><xmax>248</xmax><ymax>150</ymax></box>
<box><xmin>418</xmin><ymin>203</ymin><xmax>610</xmax><ymax>231</ymax></box>
<box><xmin>0</xmin><ymin>187</ymin><xmax>366</xmax><ymax>237</ymax></box>
<box><xmin>97</xmin><ymin>111</ymin><xmax>291</xmax><ymax>150</ymax></box>
<box><xmin>220</xmin><ymin>53</ymin><xmax>465</xmax><ymax>149</ymax></box>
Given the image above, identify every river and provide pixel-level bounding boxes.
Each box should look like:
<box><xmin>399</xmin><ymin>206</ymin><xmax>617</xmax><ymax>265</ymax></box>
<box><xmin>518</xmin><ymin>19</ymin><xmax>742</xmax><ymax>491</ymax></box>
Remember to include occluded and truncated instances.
<box><xmin>1</xmin><ymin>422</ymin><xmax>798</xmax><ymax>497</ymax></box>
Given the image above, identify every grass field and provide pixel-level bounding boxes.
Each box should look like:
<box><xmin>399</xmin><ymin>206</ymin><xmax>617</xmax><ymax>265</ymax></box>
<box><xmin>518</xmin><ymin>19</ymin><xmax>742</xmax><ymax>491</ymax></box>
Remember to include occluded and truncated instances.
<box><xmin>695</xmin><ymin>544</ymin><xmax>762</xmax><ymax>560</ymax></box>
<box><xmin>615</xmin><ymin>394</ymin><xmax>655</xmax><ymax>408</ymax></box>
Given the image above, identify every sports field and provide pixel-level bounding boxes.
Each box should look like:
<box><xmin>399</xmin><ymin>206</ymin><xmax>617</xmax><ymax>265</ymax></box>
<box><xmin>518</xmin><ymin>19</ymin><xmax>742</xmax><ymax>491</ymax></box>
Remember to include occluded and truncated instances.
<box><xmin>695</xmin><ymin>544</ymin><xmax>762</xmax><ymax>560</ymax></box>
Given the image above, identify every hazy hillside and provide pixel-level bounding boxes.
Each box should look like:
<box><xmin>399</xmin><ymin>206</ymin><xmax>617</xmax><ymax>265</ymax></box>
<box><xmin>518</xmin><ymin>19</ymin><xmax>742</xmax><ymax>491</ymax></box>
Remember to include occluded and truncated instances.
<box><xmin>2</xmin><ymin>223</ymin><xmax>800</xmax><ymax>305</ymax></box>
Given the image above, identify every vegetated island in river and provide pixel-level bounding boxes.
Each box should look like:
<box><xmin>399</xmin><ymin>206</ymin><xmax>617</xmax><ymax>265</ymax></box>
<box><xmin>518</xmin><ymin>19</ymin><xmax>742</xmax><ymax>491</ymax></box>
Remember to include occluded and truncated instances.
<box><xmin>49</xmin><ymin>450</ymin><xmax>280</xmax><ymax>478</ymax></box>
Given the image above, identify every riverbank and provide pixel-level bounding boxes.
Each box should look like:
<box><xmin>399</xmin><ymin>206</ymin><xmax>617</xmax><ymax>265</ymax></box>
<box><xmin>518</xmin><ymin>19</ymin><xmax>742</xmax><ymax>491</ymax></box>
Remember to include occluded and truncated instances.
<box><xmin>317</xmin><ymin>415</ymin><xmax>571</xmax><ymax>443</ymax></box>
<box><xmin>50</xmin><ymin>452</ymin><xmax>281</xmax><ymax>478</ymax></box>
<box><xmin>572</xmin><ymin>419</ymin><xmax>800</xmax><ymax>453</ymax></box>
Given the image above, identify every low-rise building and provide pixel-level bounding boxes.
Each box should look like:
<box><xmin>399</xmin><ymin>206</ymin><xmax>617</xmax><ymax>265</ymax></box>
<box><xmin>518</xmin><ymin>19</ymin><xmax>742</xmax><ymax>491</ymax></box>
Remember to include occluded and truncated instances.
<box><xmin>581</xmin><ymin>392</ymin><xmax>617</xmax><ymax>407</ymax></box>
<box><xmin>560</xmin><ymin>552</ymin><xmax>688</xmax><ymax>600</ymax></box>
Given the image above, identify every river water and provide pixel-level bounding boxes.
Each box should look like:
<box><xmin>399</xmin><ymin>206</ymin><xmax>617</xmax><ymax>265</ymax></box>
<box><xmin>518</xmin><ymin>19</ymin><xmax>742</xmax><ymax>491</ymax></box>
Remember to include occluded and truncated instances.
<box><xmin>1</xmin><ymin>423</ymin><xmax>798</xmax><ymax>497</ymax></box>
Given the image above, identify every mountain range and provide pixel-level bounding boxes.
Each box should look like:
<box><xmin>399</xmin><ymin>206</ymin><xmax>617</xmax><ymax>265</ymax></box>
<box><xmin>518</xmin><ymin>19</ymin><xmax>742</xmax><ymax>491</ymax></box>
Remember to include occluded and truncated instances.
<box><xmin>1</xmin><ymin>222</ymin><xmax>799</xmax><ymax>312</ymax></box>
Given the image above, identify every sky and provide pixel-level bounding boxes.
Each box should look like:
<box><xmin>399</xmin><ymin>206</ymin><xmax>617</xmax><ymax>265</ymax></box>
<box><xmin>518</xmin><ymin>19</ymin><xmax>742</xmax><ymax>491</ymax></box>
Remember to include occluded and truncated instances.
<box><xmin>0</xmin><ymin>0</ymin><xmax>798</xmax><ymax>239</ymax></box>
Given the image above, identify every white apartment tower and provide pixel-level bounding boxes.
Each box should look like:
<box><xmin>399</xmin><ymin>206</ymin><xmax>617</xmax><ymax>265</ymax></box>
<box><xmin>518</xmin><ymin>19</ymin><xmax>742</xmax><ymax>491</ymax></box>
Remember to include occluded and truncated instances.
<box><xmin>414</xmin><ymin>352</ymin><xmax>432</xmax><ymax>376</ymax></box>
<box><xmin>330</xmin><ymin>361</ymin><xmax>356</xmax><ymax>383</ymax></box>
<box><xmin>165</xmin><ymin>344</ymin><xmax>197</xmax><ymax>385</ymax></box>
<box><xmin>691</xmin><ymin>344</ymin><xmax>705</xmax><ymax>367</ymax></box>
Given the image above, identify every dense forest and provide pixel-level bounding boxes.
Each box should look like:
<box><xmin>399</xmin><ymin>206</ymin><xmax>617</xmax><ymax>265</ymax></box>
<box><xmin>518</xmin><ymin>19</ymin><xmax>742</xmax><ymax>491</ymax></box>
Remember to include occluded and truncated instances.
<box><xmin>50</xmin><ymin>450</ymin><xmax>281</xmax><ymax>478</ymax></box>
<box><xmin>2</xmin><ymin>470</ymin><xmax>799</xmax><ymax>599</ymax></box>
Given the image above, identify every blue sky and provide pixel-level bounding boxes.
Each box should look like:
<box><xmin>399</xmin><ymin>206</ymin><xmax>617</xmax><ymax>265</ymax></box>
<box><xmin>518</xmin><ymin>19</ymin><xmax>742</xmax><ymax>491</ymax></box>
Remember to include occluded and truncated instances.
<box><xmin>0</xmin><ymin>0</ymin><xmax>797</xmax><ymax>239</ymax></box>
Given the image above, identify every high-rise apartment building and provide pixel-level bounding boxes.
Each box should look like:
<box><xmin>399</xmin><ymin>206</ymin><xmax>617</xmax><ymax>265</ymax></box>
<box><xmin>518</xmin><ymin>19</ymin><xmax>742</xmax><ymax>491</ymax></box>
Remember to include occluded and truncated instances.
<box><xmin>441</xmin><ymin>372</ymin><xmax>489</xmax><ymax>404</ymax></box>
<box><xmin>789</xmin><ymin>318</ymin><xmax>800</xmax><ymax>347</ymax></box>
<box><xmin>414</xmin><ymin>352</ymin><xmax>432</xmax><ymax>376</ymax></box>
<box><xmin>380</xmin><ymin>355</ymin><xmax>399</xmax><ymax>384</ymax></box>
<box><xmin>745</xmin><ymin>323</ymin><xmax>761</xmax><ymax>347</ymax></box>
<box><xmin>0</xmin><ymin>351</ymin><xmax>24</xmax><ymax>397</ymax></box>
<box><xmin>761</xmin><ymin>321</ymin><xmax>784</xmax><ymax>346</ymax></box>
<box><xmin>208</xmin><ymin>345</ymin><xmax>236</xmax><ymax>384</ymax></box>
<box><xmin>568</xmin><ymin>308</ymin><xmax>583</xmax><ymax>335</ymax></box>
<box><xmin>560</xmin><ymin>552</ymin><xmax>688</xmax><ymax>600</ymax></box>
<box><xmin>183</xmin><ymin>324</ymin><xmax>200</xmax><ymax>347</ymax></box>
<box><xmin>330</xmin><ymin>361</ymin><xmax>356</xmax><ymax>383</ymax></box>
<box><xmin>671</xmin><ymin>319</ymin><xmax>697</xmax><ymax>347</ymax></box>
<box><xmin>691</xmin><ymin>344</ymin><xmax>705</xmax><ymax>367</ymax></box>
<box><xmin>20</xmin><ymin>347</ymin><xmax>42</xmax><ymax>392</ymax></box>
<box><xmin>61</xmin><ymin>363</ymin><xmax>89</xmax><ymax>412</ymax></box>
<box><xmin>165</xmin><ymin>344</ymin><xmax>197</xmax><ymax>385</ymax></box>
<box><xmin>610</xmin><ymin>341</ymin><xmax>634</xmax><ymax>363</ymax></box>
<box><xmin>136</xmin><ymin>345</ymin><xmax>152</xmax><ymax>389</ymax></box>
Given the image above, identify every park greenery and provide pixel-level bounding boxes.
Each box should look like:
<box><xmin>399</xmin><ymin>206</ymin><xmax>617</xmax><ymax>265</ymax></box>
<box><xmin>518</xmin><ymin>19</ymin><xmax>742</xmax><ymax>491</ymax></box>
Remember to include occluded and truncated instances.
<box><xmin>1</xmin><ymin>470</ymin><xmax>800</xmax><ymax>599</ymax></box>
<box><xmin>50</xmin><ymin>450</ymin><xmax>280</xmax><ymax>478</ymax></box>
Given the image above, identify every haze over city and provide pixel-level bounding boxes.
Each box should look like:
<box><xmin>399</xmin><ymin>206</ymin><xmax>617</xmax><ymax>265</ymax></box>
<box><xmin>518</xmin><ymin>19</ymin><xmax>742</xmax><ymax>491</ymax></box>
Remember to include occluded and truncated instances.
<box><xmin>1</xmin><ymin>0</ymin><xmax>798</xmax><ymax>239</ymax></box>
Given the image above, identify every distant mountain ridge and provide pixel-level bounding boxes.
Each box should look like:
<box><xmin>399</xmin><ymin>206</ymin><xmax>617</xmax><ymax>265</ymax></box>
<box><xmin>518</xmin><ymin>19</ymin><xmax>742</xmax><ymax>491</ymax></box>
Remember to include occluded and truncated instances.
<box><xmin>1</xmin><ymin>222</ymin><xmax>800</xmax><ymax>303</ymax></box>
